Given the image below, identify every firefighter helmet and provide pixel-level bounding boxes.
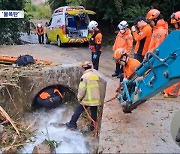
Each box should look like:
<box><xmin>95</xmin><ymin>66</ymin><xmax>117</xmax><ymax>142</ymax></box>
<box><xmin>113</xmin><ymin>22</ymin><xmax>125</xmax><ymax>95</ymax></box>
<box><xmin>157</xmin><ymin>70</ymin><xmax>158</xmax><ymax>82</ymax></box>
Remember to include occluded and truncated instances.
<box><xmin>82</xmin><ymin>61</ymin><xmax>92</xmax><ymax>68</ymax></box>
<box><xmin>146</xmin><ymin>9</ymin><xmax>160</xmax><ymax>20</ymax></box>
<box><xmin>171</xmin><ymin>11</ymin><xmax>180</xmax><ymax>24</ymax></box>
<box><xmin>37</xmin><ymin>23</ymin><xmax>42</xmax><ymax>28</ymax></box>
<box><xmin>118</xmin><ymin>20</ymin><xmax>128</xmax><ymax>30</ymax></box>
<box><xmin>88</xmin><ymin>21</ymin><xmax>98</xmax><ymax>31</ymax></box>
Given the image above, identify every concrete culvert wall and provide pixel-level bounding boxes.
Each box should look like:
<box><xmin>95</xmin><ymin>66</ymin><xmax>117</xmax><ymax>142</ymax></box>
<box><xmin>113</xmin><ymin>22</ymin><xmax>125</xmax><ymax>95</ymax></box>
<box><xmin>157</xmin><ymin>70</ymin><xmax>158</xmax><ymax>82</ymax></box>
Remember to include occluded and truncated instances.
<box><xmin>0</xmin><ymin>63</ymin><xmax>107</xmax><ymax>153</ymax></box>
<box><xmin>0</xmin><ymin>63</ymin><xmax>107</xmax><ymax>114</ymax></box>
<box><xmin>0</xmin><ymin>64</ymin><xmax>83</xmax><ymax>114</ymax></box>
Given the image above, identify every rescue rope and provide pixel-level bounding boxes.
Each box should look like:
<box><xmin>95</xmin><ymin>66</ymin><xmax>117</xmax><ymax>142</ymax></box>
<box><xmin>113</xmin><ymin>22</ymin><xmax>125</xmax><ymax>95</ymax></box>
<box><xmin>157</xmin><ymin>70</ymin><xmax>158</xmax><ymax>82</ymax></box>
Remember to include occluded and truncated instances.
<box><xmin>104</xmin><ymin>93</ymin><xmax>118</xmax><ymax>103</ymax></box>
<box><xmin>81</xmin><ymin>104</ymin><xmax>98</xmax><ymax>138</ymax></box>
<box><xmin>80</xmin><ymin>93</ymin><xmax>119</xmax><ymax>137</ymax></box>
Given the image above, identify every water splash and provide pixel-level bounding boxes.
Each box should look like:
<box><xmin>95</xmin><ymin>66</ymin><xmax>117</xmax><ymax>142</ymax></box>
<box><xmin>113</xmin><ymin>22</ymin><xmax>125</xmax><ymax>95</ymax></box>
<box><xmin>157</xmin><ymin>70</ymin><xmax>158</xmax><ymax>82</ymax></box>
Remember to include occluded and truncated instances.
<box><xmin>21</xmin><ymin>106</ymin><xmax>89</xmax><ymax>153</ymax></box>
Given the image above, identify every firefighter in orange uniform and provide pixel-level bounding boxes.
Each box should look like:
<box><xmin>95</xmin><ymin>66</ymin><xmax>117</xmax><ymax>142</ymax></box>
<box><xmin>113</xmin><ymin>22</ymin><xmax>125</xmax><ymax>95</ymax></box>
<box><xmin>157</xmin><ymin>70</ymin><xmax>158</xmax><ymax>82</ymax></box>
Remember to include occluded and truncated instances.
<box><xmin>163</xmin><ymin>11</ymin><xmax>180</xmax><ymax>98</ymax></box>
<box><xmin>88</xmin><ymin>21</ymin><xmax>102</xmax><ymax>70</ymax></box>
<box><xmin>113</xmin><ymin>48</ymin><xmax>140</xmax><ymax>92</ymax></box>
<box><xmin>146</xmin><ymin>9</ymin><xmax>168</xmax><ymax>52</ymax></box>
<box><xmin>112</xmin><ymin>20</ymin><xmax>133</xmax><ymax>78</ymax></box>
<box><xmin>131</xmin><ymin>16</ymin><xmax>152</xmax><ymax>62</ymax></box>
<box><xmin>36</xmin><ymin>23</ymin><xmax>45</xmax><ymax>44</ymax></box>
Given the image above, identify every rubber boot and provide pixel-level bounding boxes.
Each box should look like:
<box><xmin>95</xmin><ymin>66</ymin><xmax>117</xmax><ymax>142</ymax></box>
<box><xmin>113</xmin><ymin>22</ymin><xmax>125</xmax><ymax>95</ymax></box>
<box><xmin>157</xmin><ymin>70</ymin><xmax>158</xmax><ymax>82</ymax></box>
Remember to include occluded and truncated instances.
<box><xmin>66</xmin><ymin>122</ymin><xmax>77</xmax><ymax>130</ymax></box>
<box><xmin>112</xmin><ymin>72</ymin><xmax>119</xmax><ymax>77</ymax></box>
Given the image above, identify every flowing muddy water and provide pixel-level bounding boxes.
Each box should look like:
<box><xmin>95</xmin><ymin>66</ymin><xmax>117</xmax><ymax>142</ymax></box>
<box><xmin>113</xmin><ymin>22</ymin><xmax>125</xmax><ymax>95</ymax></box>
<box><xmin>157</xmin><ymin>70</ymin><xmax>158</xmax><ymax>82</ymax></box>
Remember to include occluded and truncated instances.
<box><xmin>21</xmin><ymin>106</ymin><xmax>90</xmax><ymax>153</ymax></box>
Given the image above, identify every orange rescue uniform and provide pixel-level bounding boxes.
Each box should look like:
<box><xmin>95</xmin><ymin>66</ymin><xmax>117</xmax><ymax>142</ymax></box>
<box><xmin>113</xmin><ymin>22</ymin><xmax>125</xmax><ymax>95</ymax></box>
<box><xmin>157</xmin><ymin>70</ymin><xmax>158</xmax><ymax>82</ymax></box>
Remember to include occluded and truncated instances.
<box><xmin>89</xmin><ymin>30</ymin><xmax>102</xmax><ymax>53</ymax></box>
<box><xmin>133</xmin><ymin>24</ymin><xmax>152</xmax><ymax>56</ymax></box>
<box><xmin>148</xmin><ymin>19</ymin><xmax>168</xmax><ymax>52</ymax></box>
<box><xmin>164</xmin><ymin>83</ymin><xmax>180</xmax><ymax>97</ymax></box>
<box><xmin>39</xmin><ymin>88</ymin><xmax>63</xmax><ymax>99</ymax></box>
<box><xmin>113</xmin><ymin>28</ymin><xmax>133</xmax><ymax>55</ymax></box>
<box><xmin>124</xmin><ymin>58</ymin><xmax>140</xmax><ymax>79</ymax></box>
<box><xmin>36</xmin><ymin>26</ymin><xmax>44</xmax><ymax>35</ymax></box>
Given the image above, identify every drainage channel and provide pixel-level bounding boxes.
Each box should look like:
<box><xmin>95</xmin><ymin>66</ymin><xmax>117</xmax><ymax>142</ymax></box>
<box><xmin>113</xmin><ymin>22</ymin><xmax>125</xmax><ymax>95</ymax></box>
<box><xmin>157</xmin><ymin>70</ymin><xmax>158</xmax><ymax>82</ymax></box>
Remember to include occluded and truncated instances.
<box><xmin>0</xmin><ymin>63</ymin><xmax>106</xmax><ymax>153</ymax></box>
<box><xmin>20</xmin><ymin>106</ymin><xmax>90</xmax><ymax>153</ymax></box>
<box><xmin>20</xmin><ymin>85</ymin><xmax>93</xmax><ymax>153</ymax></box>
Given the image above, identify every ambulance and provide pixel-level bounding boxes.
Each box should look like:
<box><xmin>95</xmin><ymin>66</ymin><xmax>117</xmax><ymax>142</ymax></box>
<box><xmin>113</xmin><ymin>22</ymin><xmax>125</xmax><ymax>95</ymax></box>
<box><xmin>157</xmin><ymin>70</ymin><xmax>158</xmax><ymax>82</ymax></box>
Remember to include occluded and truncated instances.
<box><xmin>45</xmin><ymin>6</ymin><xmax>95</xmax><ymax>47</ymax></box>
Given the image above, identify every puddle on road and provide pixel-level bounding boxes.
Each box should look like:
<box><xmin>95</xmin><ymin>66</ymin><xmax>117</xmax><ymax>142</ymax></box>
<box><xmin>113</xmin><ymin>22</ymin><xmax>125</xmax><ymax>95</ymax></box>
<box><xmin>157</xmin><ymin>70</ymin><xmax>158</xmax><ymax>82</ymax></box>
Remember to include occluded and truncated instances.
<box><xmin>21</xmin><ymin>106</ymin><xmax>89</xmax><ymax>153</ymax></box>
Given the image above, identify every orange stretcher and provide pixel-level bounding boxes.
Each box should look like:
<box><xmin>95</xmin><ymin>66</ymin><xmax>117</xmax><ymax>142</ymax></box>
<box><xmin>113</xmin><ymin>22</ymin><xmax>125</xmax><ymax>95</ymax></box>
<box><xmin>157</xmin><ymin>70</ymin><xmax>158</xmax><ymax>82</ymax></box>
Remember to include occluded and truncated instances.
<box><xmin>0</xmin><ymin>55</ymin><xmax>52</xmax><ymax>65</ymax></box>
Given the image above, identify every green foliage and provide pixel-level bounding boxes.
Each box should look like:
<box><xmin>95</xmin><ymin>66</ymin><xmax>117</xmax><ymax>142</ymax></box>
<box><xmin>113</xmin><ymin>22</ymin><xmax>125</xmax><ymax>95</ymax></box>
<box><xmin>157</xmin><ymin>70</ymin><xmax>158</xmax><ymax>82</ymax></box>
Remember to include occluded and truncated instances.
<box><xmin>122</xmin><ymin>4</ymin><xmax>149</xmax><ymax>25</ymax></box>
<box><xmin>24</xmin><ymin>4</ymin><xmax>51</xmax><ymax>19</ymax></box>
<box><xmin>114</xmin><ymin>0</ymin><xmax>123</xmax><ymax>16</ymax></box>
<box><xmin>0</xmin><ymin>0</ymin><xmax>26</xmax><ymax>45</ymax></box>
<box><xmin>48</xmin><ymin>0</ymin><xmax>67</xmax><ymax>11</ymax></box>
<box><xmin>95</xmin><ymin>0</ymin><xmax>120</xmax><ymax>23</ymax></box>
<box><xmin>66</xmin><ymin>0</ymin><xmax>82</xmax><ymax>6</ymax></box>
<box><xmin>45</xmin><ymin>139</ymin><xmax>62</xmax><ymax>148</ymax></box>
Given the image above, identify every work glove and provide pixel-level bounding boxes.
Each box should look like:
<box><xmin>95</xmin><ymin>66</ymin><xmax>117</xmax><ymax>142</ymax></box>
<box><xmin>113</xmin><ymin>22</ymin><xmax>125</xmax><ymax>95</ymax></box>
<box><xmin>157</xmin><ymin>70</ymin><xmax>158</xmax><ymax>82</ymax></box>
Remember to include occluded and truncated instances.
<box><xmin>93</xmin><ymin>54</ymin><xmax>97</xmax><ymax>59</ymax></box>
<box><xmin>131</xmin><ymin>26</ymin><xmax>136</xmax><ymax>32</ymax></box>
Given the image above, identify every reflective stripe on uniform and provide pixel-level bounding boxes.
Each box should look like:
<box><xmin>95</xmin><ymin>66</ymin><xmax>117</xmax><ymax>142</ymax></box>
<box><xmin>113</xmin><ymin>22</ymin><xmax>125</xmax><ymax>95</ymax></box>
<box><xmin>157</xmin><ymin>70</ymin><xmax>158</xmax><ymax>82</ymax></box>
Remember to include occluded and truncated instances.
<box><xmin>83</xmin><ymin>100</ymin><xmax>100</xmax><ymax>106</ymax></box>
<box><xmin>79</xmin><ymin>73</ymin><xmax>100</xmax><ymax>106</ymax></box>
<box><xmin>79</xmin><ymin>82</ymin><xmax>86</xmax><ymax>88</ymax></box>
<box><xmin>89</xmin><ymin>75</ymin><xmax>99</xmax><ymax>81</ymax></box>
<box><xmin>39</xmin><ymin>92</ymin><xmax>50</xmax><ymax>99</ymax></box>
<box><xmin>87</xmin><ymin>84</ymin><xmax>99</xmax><ymax>101</ymax></box>
<box><xmin>54</xmin><ymin>88</ymin><xmax>63</xmax><ymax>98</ymax></box>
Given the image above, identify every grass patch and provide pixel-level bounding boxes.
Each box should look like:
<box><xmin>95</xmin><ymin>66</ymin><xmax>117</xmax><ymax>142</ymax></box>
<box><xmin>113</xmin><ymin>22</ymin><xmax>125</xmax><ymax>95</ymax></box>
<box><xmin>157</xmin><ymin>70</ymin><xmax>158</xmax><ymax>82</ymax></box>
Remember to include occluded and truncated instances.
<box><xmin>25</xmin><ymin>4</ymin><xmax>51</xmax><ymax>19</ymax></box>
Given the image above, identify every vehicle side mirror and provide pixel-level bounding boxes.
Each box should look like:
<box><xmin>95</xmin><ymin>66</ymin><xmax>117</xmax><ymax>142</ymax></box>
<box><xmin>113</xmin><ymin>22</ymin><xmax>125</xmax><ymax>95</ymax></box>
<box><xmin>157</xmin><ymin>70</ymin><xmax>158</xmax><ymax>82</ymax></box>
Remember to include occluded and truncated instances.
<box><xmin>45</xmin><ymin>22</ymin><xmax>49</xmax><ymax>27</ymax></box>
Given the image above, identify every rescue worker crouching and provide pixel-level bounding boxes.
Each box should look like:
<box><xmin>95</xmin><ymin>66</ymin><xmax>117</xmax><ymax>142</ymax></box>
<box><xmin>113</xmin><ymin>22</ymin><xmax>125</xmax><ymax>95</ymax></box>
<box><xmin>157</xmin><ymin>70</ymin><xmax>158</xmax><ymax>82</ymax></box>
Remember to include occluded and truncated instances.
<box><xmin>113</xmin><ymin>48</ymin><xmax>140</xmax><ymax>93</ymax></box>
<box><xmin>37</xmin><ymin>87</ymin><xmax>63</xmax><ymax>109</ymax></box>
<box><xmin>163</xmin><ymin>11</ymin><xmax>180</xmax><ymax>98</ymax></box>
<box><xmin>36</xmin><ymin>23</ymin><xmax>45</xmax><ymax>44</ymax></box>
<box><xmin>66</xmin><ymin>61</ymin><xmax>101</xmax><ymax>131</ymax></box>
<box><xmin>88</xmin><ymin>21</ymin><xmax>102</xmax><ymax>70</ymax></box>
<box><xmin>112</xmin><ymin>20</ymin><xmax>133</xmax><ymax>78</ymax></box>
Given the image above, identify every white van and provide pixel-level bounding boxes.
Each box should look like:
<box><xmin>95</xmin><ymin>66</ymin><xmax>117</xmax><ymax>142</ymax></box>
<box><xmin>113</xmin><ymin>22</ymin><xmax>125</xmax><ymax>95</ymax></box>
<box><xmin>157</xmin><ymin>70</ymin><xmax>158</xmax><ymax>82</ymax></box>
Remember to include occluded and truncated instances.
<box><xmin>45</xmin><ymin>6</ymin><xmax>95</xmax><ymax>46</ymax></box>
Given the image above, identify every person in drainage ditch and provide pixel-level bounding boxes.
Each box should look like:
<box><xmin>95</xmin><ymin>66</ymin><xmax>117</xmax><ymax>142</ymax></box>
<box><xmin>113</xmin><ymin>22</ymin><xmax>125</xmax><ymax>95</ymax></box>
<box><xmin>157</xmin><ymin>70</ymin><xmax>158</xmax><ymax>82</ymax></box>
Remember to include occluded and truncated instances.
<box><xmin>36</xmin><ymin>87</ymin><xmax>63</xmax><ymax>109</ymax></box>
<box><xmin>66</xmin><ymin>61</ymin><xmax>101</xmax><ymax>131</ymax></box>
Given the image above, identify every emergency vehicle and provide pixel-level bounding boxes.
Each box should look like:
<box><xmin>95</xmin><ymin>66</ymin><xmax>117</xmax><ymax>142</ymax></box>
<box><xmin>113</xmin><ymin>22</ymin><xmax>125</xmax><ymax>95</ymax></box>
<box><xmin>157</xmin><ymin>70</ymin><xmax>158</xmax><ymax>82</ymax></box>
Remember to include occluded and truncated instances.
<box><xmin>45</xmin><ymin>6</ymin><xmax>95</xmax><ymax>46</ymax></box>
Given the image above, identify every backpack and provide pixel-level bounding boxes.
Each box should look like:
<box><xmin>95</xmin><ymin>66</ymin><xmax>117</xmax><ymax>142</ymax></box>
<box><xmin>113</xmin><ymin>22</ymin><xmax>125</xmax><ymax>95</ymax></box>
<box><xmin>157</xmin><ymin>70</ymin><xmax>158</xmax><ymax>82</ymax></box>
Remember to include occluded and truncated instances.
<box><xmin>15</xmin><ymin>54</ymin><xmax>35</xmax><ymax>66</ymax></box>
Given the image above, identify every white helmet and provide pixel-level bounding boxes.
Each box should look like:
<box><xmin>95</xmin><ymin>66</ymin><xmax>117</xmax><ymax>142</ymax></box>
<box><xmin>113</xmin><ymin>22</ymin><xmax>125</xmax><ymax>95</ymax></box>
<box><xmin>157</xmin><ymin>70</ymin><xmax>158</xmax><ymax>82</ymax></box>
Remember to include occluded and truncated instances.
<box><xmin>88</xmin><ymin>20</ymin><xmax>98</xmax><ymax>31</ymax></box>
<box><xmin>118</xmin><ymin>20</ymin><xmax>128</xmax><ymax>30</ymax></box>
<box><xmin>37</xmin><ymin>23</ymin><xmax>41</xmax><ymax>28</ymax></box>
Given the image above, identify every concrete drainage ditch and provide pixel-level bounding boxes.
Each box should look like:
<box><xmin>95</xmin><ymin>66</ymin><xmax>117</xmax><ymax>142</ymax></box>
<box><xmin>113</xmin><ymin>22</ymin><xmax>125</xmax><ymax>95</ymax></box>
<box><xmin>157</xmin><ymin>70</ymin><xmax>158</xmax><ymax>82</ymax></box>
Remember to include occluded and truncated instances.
<box><xmin>0</xmin><ymin>63</ymin><xmax>106</xmax><ymax>153</ymax></box>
